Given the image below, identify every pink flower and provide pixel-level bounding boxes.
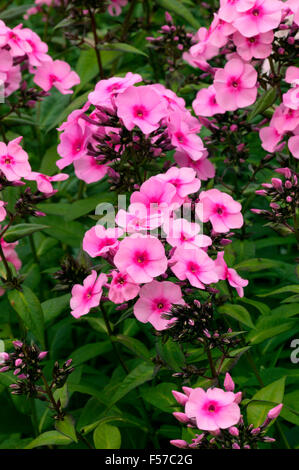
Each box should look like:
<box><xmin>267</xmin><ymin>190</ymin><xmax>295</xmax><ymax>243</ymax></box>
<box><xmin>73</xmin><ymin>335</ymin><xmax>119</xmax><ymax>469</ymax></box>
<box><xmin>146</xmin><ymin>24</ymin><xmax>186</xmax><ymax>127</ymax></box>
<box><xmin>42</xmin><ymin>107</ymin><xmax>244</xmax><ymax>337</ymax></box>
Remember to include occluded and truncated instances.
<box><xmin>197</xmin><ymin>189</ymin><xmax>243</xmax><ymax>233</ymax></box>
<box><xmin>209</xmin><ymin>14</ymin><xmax>237</xmax><ymax>48</ymax></box>
<box><xmin>0</xmin><ymin>23</ymin><xmax>31</xmax><ymax>56</ymax></box>
<box><xmin>164</xmin><ymin>218</ymin><xmax>212</xmax><ymax>250</ymax></box>
<box><xmin>73</xmin><ymin>155</ymin><xmax>108</xmax><ymax>183</ymax></box>
<box><xmin>25</xmin><ymin>172</ymin><xmax>68</xmax><ymax>193</ymax></box>
<box><xmin>130</xmin><ymin>176</ymin><xmax>177</xmax><ymax>216</ymax></box>
<box><xmin>0</xmin><ymin>201</ymin><xmax>6</xmax><ymax>222</ymax></box>
<box><xmin>70</xmin><ymin>270</ymin><xmax>107</xmax><ymax>318</ymax></box>
<box><xmin>193</xmin><ymin>85</ymin><xmax>225</xmax><ymax>117</ymax></box>
<box><xmin>285</xmin><ymin>66</ymin><xmax>299</xmax><ymax>86</ymax></box>
<box><xmin>107</xmin><ymin>0</ymin><xmax>128</xmax><ymax>16</ymax></box>
<box><xmin>22</xmin><ymin>28</ymin><xmax>50</xmax><ymax>66</ymax></box>
<box><xmin>215</xmin><ymin>252</ymin><xmax>248</xmax><ymax>297</ymax></box>
<box><xmin>88</xmin><ymin>72</ymin><xmax>142</xmax><ymax>109</ymax></box>
<box><xmin>108</xmin><ymin>270</ymin><xmax>140</xmax><ymax>304</ymax></box>
<box><xmin>114</xmin><ymin>235</ymin><xmax>168</xmax><ymax>283</ymax></box>
<box><xmin>170</xmin><ymin>247</ymin><xmax>218</xmax><ymax>289</ymax></box>
<box><xmin>83</xmin><ymin>225</ymin><xmax>123</xmax><ymax>258</ymax></box>
<box><xmin>214</xmin><ymin>58</ymin><xmax>257</xmax><ymax>111</ymax></box>
<box><xmin>57</xmin><ymin>121</ymin><xmax>91</xmax><ymax>170</ymax></box>
<box><xmin>185</xmin><ymin>387</ymin><xmax>241</xmax><ymax>431</ymax></box>
<box><xmin>184</xmin><ymin>27</ymin><xmax>219</xmax><ymax>71</ymax></box>
<box><xmin>233</xmin><ymin>0</ymin><xmax>283</xmax><ymax>37</ymax></box>
<box><xmin>33</xmin><ymin>59</ymin><xmax>80</xmax><ymax>94</ymax></box>
<box><xmin>233</xmin><ymin>30</ymin><xmax>273</xmax><ymax>60</ymax></box>
<box><xmin>0</xmin><ymin>137</ymin><xmax>31</xmax><ymax>181</ymax></box>
<box><xmin>259</xmin><ymin>126</ymin><xmax>283</xmax><ymax>152</ymax></box>
<box><xmin>116</xmin><ymin>202</ymin><xmax>163</xmax><ymax>233</ymax></box>
<box><xmin>157</xmin><ymin>167</ymin><xmax>201</xmax><ymax>204</ymax></box>
<box><xmin>174</xmin><ymin>150</ymin><xmax>215</xmax><ymax>181</ymax></box>
<box><xmin>133</xmin><ymin>280</ymin><xmax>185</xmax><ymax>330</ymax></box>
<box><xmin>167</xmin><ymin>113</ymin><xmax>205</xmax><ymax>161</ymax></box>
<box><xmin>219</xmin><ymin>0</ymin><xmax>255</xmax><ymax>22</ymax></box>
<box><xmin>116</xmin><ymin>85</ymin><xmax>167</xmax><ymax>134</ymax></box>
<box><xmin>288</xmin><ymin>135</ymin><xmax>299</xmax><ymax>159</ymax></box>
<box><xmin>149</xmin><ymin>84</ymin><xmax>186</xmax><ymax>112</ymax></box>
<box><xmin>0</xmin><ymin>236</ymin><xmax>21</xmax><ymax>271</ymax></box>
<box><xmin>271</xmin><ymin>104</ymin><xmax>299</xmax><ymax>133</ymax></box>
<box><xmin>283</xmin><ymin>86</ymin><xmax>299</xmax><ymax>111</ymax></box>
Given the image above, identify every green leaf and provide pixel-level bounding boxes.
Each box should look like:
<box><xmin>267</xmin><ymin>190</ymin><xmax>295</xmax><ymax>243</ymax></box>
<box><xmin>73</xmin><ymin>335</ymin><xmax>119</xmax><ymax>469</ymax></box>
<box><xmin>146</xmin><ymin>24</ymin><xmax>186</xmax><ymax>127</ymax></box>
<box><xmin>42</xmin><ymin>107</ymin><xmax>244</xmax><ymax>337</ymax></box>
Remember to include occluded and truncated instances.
<box><xmin>39</xmin><ymin>145</ymin><xmax>60</xmax><ymax>175</ymax></box>
<box><xmin>0</xmin><ymin>5</ymin><xmax>34</xmax><ymax>20</ymax></box>
<box><xmin>75</xmin><ymin>49</ymin><xmax>119</xmax><ymax>94</ymax></box>
<box><xmin>25</xmin><ymin>431</ymin><xmax>72</xmax><ymax>449</ymax></box>
<box><xmin>113</xmin><ymin>334</ymin><xmax>151</xmax><ymax>360</ymax></box>
<box><xmin>42</xmin><ymin>294</ymin><xmax>71</xmax><ymax>325</ymax></box>
<box><xmin>70</xmin><ymin>342</ymin><xmax>112</xmax><ymax>366</ymax></box>
<box><xmin>156</xmin><ymin>339</ymin><xmax>185</xmax><ymax>370</ymax></box>
<box><xmin>45</xmin><ymin>91</ymin><xmax>90</xmax><ymax>133</ymax></box>
<box><xmin>93</xmin><ymin>423</ymin><xmax>121</xmax><ymax>449</ymax></box>
<box><xmin>156</xmin><ymin>0</ymin><xmax>200</xmax><ymax>29</ymax></box>
<box><xmin>141</xmin><ymin>383</ymin><xmax>176</xmax><ymax>412</ymax></box>
<box><xmin>108</xmin><ymin>363</ymin><xmax>154</xmax><ymax>408</ymax></box>
<box><xmin>218</xmin><ymin>346</ymin><xmax>251</xmax><ymax>373</ymax></box>
<box><xmin>3</xmin><ymin>224</ymin><xmax>49</xmax><ymax>243</ymax></box>
<box><xmin>8</xmin><ymin>286</ymin><xmax>45</xmax><ymax>348</ymax></box>
<box><xmin>35</xmin><ymin>215</ymin><xmax>85</xmax><ymax>247</ymax></box>
<box><xmin>218</xmin><ymin>304</ymin><xmax>255</xmax><ymax>328</ymax></box>
<box><xmin>234</xmin><ymin>258</ymin><xmax>286</xmax><ymax>272</ymax></box>
<box><xmin>248</xmin><ymin>320</ymin><xmax>296</xmax><ymax>345</ymax></box>
<box><xmin>257</xmin><ymin>285</ymin><xmax>299</xmax><ymax>297</ymax></box>
<box><xmin>240</xmin><ymin>297</ymin><xmax>270</xmax><ymax>315</ymax></box>
<box><xmin>247</xmin><ymin>378</ymin><xmax>285</xmax><ymax>427</ymax></box>
<box><xmin>97</xmin><ymin>42</ymin><xmax>148</xmax><ymax>57</ymax></box>
<box><xmin>55</xmin><ymin>415</ymin><xmax>78</xmax><ymax>443</ymax></box>
<box><xmin>247</xmin><ymin>88</ymin><xmax>277</xmax><ymax>122</ymax></box>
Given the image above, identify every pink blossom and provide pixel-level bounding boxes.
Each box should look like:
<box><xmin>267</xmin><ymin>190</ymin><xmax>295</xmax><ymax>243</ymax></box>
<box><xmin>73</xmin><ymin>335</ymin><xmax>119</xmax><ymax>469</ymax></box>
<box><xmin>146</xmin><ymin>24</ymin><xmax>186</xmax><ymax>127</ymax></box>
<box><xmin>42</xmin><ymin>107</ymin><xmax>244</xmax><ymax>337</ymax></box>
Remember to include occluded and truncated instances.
<box><xmin>88</xmin><ymin>72</ymin><xmax>142</xmax><ymax>109</ymax></box>
<box><xmin>57</xmin><ymin>121</ymin><xmax>91</xmax><ymax>170</ymax></box>
<box><xmin>271</xmin><ymin>104</ymin><xmax>299</xmax><ymax>133</ymax></box>
<box><xmin>215</xmin><ymin>251</ymin><xmax>248</xmax><ymax>297</ymax></box>
<box><xmin>209</xmin><ymin>13</ymin><xmax>237</xmax><ymax>47</ymax></box>
<box><xmin>83</xmin><ymin>225</ymin><xmax>123</xmax><ymax>258</ymax></box>
<box><xmin>157</xmin><ymin>167</ymin><xmax>201</xmax><ymax>204</ymax></box>
<box><xmin>149</xmin><ymin>84</ymin><xmax>186</xmax><ymax>112</ymax></box>
<box><xmin>233</xmin><ymin>0</ymin><xmax>283</xmax><ymax>37</ymax></box>
<box><xmin>33</xmin><ymin>59</ymin><xmax>80</xmax><ymax>94</ymax></box>
<box><xmin>214</xmin><ymin>58</ymin><xmax>257</xmax><ymax>111</ymax></box>
<box><xmin>286</xmin><ymin>0</ymin><xmax>299</xmax><ymax>25</ymax></box>
<box><xmin>25</xmin><ymin>172</ymin><xmax>68</xmax><ymax>193</ymax></box>
<box><xmin>185</xmin><ymin>387</ymin><xmax>241</xmax><ymax>431</ymax></box>
<box><xmin>116</xmin><ymin>202</ymin><xmax>163</xmax><ymax>233</ymax></box>
<box><xmin>193</xmin><ymin>85</ymin><xmax>225</xmax><ymax>117</ymax></box>
<box><xmin>167</xmin><ymin>113</ymin><xmax>205</xmax><ymax>161</ymax></box>
<box><xmin>22</xmin><ymin>28</ymin><xmax>50</xmax><ymax>66</ymax></box>
<box><xmin>170</xmin><ymin>247</ymin><xmax>218</xmax><ymax>289</ymax></box>
<box><xmin>285</xmin><ymin>66</ymin><xmax>299</xmax><ymax>86</ymax></box>
<box><xmin>107</xmin><ymin>0</ymin><xmax>128</xmax><ymax>16</ymax></box>
<box><xmin>130</xmin><ymin>176</ymin><xmax>177</xmax><ymax>216</ymax></box>
<box><xmin>74</xmin><ymin>155</ymin><xmax>108</xmax><ymax>184</ymax></box>
<box><xmin>0</xmin><ymin>137</ymin><xmax>31</xmax><ymax>181</ymax></box>
<box><xmin>233</xmin><ymin>30</ymin><xmax>273</xmax><ymax>60</ymax></box>
<box><xmin>0</xmin><ymin>201</ymin><xmax>6</xmax><ymax>222</ymax></box>
<box><xmin>0</xmin><ymin>236</ymin><xmax>21</xmax><ymax>271</ymax></box>
<box><xmin>133</xmin><ymin>280</ymin><xmax>185</xmax><ymax>330</ymax></box>
<box><xmin>259</xmin><ymin>126</ymin><xmax>283</xmax><ymax>152</ymax></box>
<box><xmin>288</xmin><ymin>135</ymin><xmax>299</xmax><ymax>159</ymax></box>
<box><xmin>164</xmin><ymin>218</ymin><xmax>212</xmax><ymax>250</ymax></box>
<box><xmin>184</xmin><ymin>27</ymin><xmax>219</xmax><ymax>71</ymax></box>
<box><xmin>197</xmin><ymin>189</ymin><xmax>243</xmax><ymax>233</ymax></box>
<box><xmin>219</xmin><ymin>0</ymin><xmax>255</xmax><ymax>22</ymax></box>
<box><xmin>116</xmin><ymin>85</ymin><xmax>167</xmax><ymax>134</ymax></box>
<box><xmin>114</xmin><ymin>235</ymin><xmax>168</xmax><ymax>283</ymax></box>
<box><xmin>174</xmin><ymin>150</ymin><xmax>215</xmax><ymax>181</ymax></box>
<box><xmin>0</xmin><ymin>23</ymin><xmax>31</xmax><ymax>56</ymax></box>
<box><xmin>3</xmin><ymin>65</ymin><xmax>22</xmax><ymax>97</ymax></box>
<box><xmin>70</xmin><ymin>270</ymin><xmax>107</xmax><ymax>318</ymax></box>
<box><xmin>108</xmin><ymin>270</ymin><xmax>140</xmax><ymax>304</ymax></box>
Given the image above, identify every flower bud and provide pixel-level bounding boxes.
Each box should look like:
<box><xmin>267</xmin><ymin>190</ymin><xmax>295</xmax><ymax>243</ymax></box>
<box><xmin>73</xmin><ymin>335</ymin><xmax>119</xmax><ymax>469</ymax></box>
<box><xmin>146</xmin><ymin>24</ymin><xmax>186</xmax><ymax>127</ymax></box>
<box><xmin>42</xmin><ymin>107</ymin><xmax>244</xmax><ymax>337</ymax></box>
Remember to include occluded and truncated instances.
<box><xmin>170</xmin><ymin>439</ymin><xmax>188</xmax><ymax>449</ymax></box>
<box><xmin>173</xmin><ymin>412</ymin><xmax>190</xmax><ymax>424</ymax></box>
<box><xmin>224</xmin><ymin>372</ymin><xmax>235</xmax><ymax>392</ymax></box>
<box><xmin>172</xmin><ymin>391</ymin><xmax>188</xmax><ymax>406</ymax></box>
<box><xmin>267</xmin><ymin>403</ymin><xmax>283</xmax><ymax>420</ymax></box>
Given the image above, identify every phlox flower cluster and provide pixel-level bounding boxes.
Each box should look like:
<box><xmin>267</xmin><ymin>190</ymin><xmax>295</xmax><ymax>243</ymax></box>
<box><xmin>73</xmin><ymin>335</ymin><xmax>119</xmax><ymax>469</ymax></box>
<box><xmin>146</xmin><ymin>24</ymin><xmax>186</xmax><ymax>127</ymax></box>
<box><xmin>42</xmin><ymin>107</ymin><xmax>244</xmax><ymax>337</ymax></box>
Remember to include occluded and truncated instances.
<box><xmin>170</xmin><ymin>373</ymin><xmax>283</xmax><ymax>449</ymax></box>
<box><xmin>0</xmin><ymin>19</ymin><xmax>79</xmax><ymax>100</ymax></box>
<box><xmin>56</xmin><ymin>75</ymin><xmax>215</xmax><ymax>186</ymax></box>
<box><xmin>70</xmin><ymin>170</ymin><xmax>247</xmax><ymax>330</ymax></box>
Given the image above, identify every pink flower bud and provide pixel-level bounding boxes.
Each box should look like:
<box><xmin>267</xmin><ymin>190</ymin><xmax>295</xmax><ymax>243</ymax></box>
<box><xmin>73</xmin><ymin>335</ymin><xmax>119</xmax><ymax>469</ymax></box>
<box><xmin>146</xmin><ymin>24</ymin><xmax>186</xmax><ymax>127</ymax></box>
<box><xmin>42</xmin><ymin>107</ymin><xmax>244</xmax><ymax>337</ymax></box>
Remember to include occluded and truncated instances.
<box><xmin>232</xmin><ymin>443</ymin><xmax>240</xmax><ymax>449</ymax></box>
<box><xmin>267</xmin><ymin>403</ymin><xmax>283</xmax><ymax>420</ymax></box>
<box><xmin>182</xmin><ymin>386</ymin><xmax>193</xmax><ymax>396</ymax></box>
<box><xmin>38</xmin><ymin>351</ymin><xmax>48</xmax><ymax>360</ymax></box>
<box><xmin>13</xmin><ymin>341</ymin><xmax>23</xmax><ymax>349</ymax></box>
<box><xmin>234</xmin><ymin>392</ymin><xmax>242</xmax><ymax>404</ymax></box>
<box><xmin>15</xmin><ymin>359</ymin><xmax>22</xmax><ymax>367</ymax></box>
<box><xmin>229</xmin><ymin>426</ymin><xmax>239</xmax><ymax>437</ymax></box>
<box><xmin>173</xmin><ymin>412</ymin><xmax>190</xmax><ymax>424</ymax></box>
<box><xmin>0</xmin><ymin>366</ymin><xmax>10</xmax><ymax>373</ymax></box>
<box><xmin>271</xmin><ymin>178</ymin><xmax>283</xmax><ymax>191</ymax></box>
<box><xmin>170</xmin><ymin>439</ymin><xmax>188</xmax><ymax>449</ymax></box>
<box><xmin>224</xmin><ymin>372</ymin><xmax>235</xmax><ymax>392</ymax></box>
<box><xmin>172</xmin><ymin>390</ymin><xmax>188</xmax><ymax>406</ymax></box>
<box><xmin>255</xmin><ymin>190</ymin><xmax>267</xmax><ymax>196</ymax></box>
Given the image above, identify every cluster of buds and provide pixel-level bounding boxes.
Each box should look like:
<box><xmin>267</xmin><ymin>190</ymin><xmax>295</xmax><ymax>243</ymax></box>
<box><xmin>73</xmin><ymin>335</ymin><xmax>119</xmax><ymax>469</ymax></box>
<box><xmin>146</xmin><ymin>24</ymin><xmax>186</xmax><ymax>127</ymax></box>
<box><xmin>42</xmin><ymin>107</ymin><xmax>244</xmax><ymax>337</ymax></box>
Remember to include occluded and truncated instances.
<box><xmin>18</xmin><ymin>82</ymin><xmax>50</xmax><ymax>109</ymax></box>
<box><xmin>253</xmin><ymin>167</ymin><xmax>299</xmax><ymax>226</ymax></box>
<box><xmin>146</xmin><ymin>12</ymin><xmax>193</xmax><ymax>73</ymax></box>
<box><xmin>52</xmin><ymin>358</ymin><xmax>74</xmax><ymax>389</ymax></box>
<box><xmin>53</xmin><ymin>255</ymin><xmax>90</xmax><ymax>292</ymax></box>
<box><xmin>170</xmin><ymin>373</ymin><xmax>283</xmax><ymax>449</ymax></box>
<box><xmin>14</xmin><ymin>188</ymin><xmax>51</xmax><ymax>218</ymax></box>
<box><xmin>0</xmin><ymin>172</ymin><xmax>25</xmax><ymax>191</ymax></box>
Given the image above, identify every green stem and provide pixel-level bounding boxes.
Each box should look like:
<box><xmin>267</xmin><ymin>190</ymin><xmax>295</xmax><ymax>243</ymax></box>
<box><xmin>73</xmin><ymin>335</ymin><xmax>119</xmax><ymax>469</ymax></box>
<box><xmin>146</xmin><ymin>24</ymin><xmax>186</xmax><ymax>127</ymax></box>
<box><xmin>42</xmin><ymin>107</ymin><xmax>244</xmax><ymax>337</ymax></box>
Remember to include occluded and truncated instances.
<box><xmin>0</xmin><ymin>242</ymin><xmax>13</xmax><ymax>282</ymax></box>
<box><xmin>88</xmin><ymin>7</ymin><xmax>104</xmax><ymax>79</ymax></box>
<box><xmin>100</xmin><ymin>304</ymin><xmax>129</xmax><ymax>374</ymax></box>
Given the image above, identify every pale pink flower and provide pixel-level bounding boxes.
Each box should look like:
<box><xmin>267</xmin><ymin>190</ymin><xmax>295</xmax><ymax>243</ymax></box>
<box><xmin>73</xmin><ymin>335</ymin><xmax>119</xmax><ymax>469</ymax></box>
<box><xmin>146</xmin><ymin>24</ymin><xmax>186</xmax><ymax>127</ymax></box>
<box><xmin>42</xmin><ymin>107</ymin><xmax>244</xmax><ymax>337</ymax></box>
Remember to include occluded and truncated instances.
<box><xmin>288</xmin><ymin>135</ymin><xmax>299</xmax><ymax>159</ymax></box>
<box><xmin>149</xmin><ymin>84</ymin><xmax>186</xmax><ymax>112</ymax></box>
<box><xmin>57</xmin><ymin>122</ymin><xmax>91</xmax><ymax>170</ymax></box>
<box><xmin>233</xmin><ymin>30</ymin><xmax>273</xmax><ymax>60</ymax></box>
<box><xmin>33</xmin><ymin>59</ymin><xmax>80</xmax><ymax>94</ymax></box>
<box><xmin>157</xmin><ymin>167</ymin><xmax>201</xmax><ymax>204</ymax></box>
<box><xmin>0</xmin><ymin>201</ymin><xmax>6</xmax><ymax>222</ymax></box>
<box><xmin>184</xmin><ymin>27</ymin><xmax>219</xmax><ymax>71</ymax></box>
<box><xmin>283</xmin><ymin>87</ymin><xmax>299</xmax><ymax>111</ymax></box>
<box><xmin>130</xmin><ymin>176</ymin><xmax>177</xmax><ymax>216</ymax></box>
<box><xmin>0</xmin><ymin>235</ymin><xmax>22</xmax><ymax>271</ymax></box>
<box><xmin>167</xmin><ymin>113</ymin><xmax>205</xmax><ymax>161</ymax></box>
<box><xmin>285</xmin><ymin>67</ymin><xmax>299</xmax><ymax>86</ymax></box>
<box><xmin>164</xmin><ymin>218</ymin><xmax>212</xmax><ymax>250</ymax></box>
<box><xmin>214</xmin><ymin>58</ymin><xmax>257</xmax><ymax>111</ymax></box>
<box><xmin>83</xmin><ymin>225</ymin><xmax>123</xmax><ymax>258</ymax></box>
<box><xmin>74</xmin><ymin>155</ymin><xmax>108</xmax><ymax>184</ymax></box>
<box><xmin>107</xmin><ymin>0</ymin><xmax>128</xmax><ymax>16</ymax></box>
<box><xmin>219</xmin><ymin>0</ymin><xmax>255</xmax><ymax>22</ymax></box>
<box><xmin>209</xmin><ymin>13</ymin><xmax>237</xmax><ymax>47</ymax></box>
<box><xmin>0</xmin><ymin>137</ymin><xmax>31</xmax><ymax>181</ymax></box>
<box><xmin>174</xmin><ymin>150</ymin><xmax>215</xmax><ymax>181</ymax></box>
<box><xmin>116</xmin><ymin>85</ymin><xmax>167</xmax><ymax>134</ymax></box>
<box><xmin>3</xmin><ymin>65</ymin><xmax>22</xmax><ymax>97</ymax></box>
<box><xmin>133</xmin><ymin>280</ymin><xmax>185</xmax><ymax>330</ymax></box>
<box><xmin>70</xmin><ymin>270</ymin><xmax>107</xmax><ymax>318</ymax></box>
<box><xmin>116</xmin><ymin>202</ymin><xmax>163</xmax><ymax>233</ymax></box>
<box><xmin>185</xmin><ymin>387</ymin><xmax>241</xmax><ymax>431</ymax></box>
<box><xmin>88</xmin><ymin>72</ymin><xmax>142</xmax><ymax>109</ymax></box>
<box><xmin>259</xmin><ymin>125</ymin><xmax>283</xmax><ymax>152</ymax></box>
<box><xmin>22</xmin><ymin>28</ymin><xmax>50</xmax><ymax>66</ymax></box>
<box><xmin>286</xmin><ymin>0</ymin><xmax>299</xmax><ymax>25</ymax></box>
<box><xmin>271</xmin><ymin>104</ymin><xmax>299</xmax><ymax>133</ymax></box>
<box><xmin>197</xmin><ymin>189</ymin><xmax>243</xmax><ymax>233</ymax></box>
<box><xmin>233</xmin><ymin>0</ymin><xmax>283</xmax><ymax>37</ymax></box>
<box><xmin>0</xmin><ymin>23</ymin><xmax>31</xmax><ymax>56</ymax></box>
<box><xmin>170</xmin><ymin>247</ymin><xmax>218</xmax><ymax>289</ymax></box>
<box><xmin>114</xmin><ymin>235</ymin><xmax>168</xmax><ymax>283</ymax></box>
<box><xmin>193</xmin><ymin>85</ymin><xmax>225</xmax><ymax>117</ymax></box>
<box><xmin>215</xmin><ymin>252</ymin><xmax>248</xmax><ymax>297</ymax></box>
<box><xmin>108</xmin><ymin>270</ymin><xmax>140</xmax><ymax>304</ymax></box>
<box><xmin>25</xmin><ymin>172</ymin><xmax>68</xmax><ymax>193</ymax></box>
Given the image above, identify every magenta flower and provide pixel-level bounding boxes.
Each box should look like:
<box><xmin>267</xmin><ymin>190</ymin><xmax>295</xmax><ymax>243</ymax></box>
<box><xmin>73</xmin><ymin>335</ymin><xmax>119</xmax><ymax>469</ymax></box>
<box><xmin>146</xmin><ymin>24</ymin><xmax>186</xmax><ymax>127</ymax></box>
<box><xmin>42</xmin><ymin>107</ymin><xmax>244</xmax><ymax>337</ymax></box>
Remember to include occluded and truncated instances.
<box><xmin>215</xmin><ymin>252</ymin><xmax>248</xmax><ymax>297</ymax></box>
<box><xmin>0</xmin><ymin>201</ymin><xmax>6</xmax><ymax>222</ymax></box>
<box><xmin>25</xmin><ymin>172</ymin><xmax>69</xmax><ymax>193</ymax></box>
<box><xmin>88</xmin><ymin>72</ymin><xmax>142</xmax><ymax>109</ymax></box>
<box><xmin>214</xmin><ymin>58</ymin><xmax>257</xmax><ymax>111</ymax></box>
<box><xmin>0</xmin><ymin>137</ymin><xmax>31</xmax><ymax>181</ymax></box>
<box><xmin>184</xmin><ymin>27</ymin><xmax>219</xmax><ymax>71</ymax></box>
<box><xmin>185</xmin><ymin>387</ymin><xmax>241</xmax><ymax>431</ymax></box>
<box><xmin>108</xmin><ymin>270</ymin><xmax>140</xmax><ymax>304</ymax></box>
<box><xmin>116</xmin><ymin>85</ymin><xmax>167</xmax><ymax>134</ymax></box>
<box><xmin>33</xmin><ymin>59</ymin><xmax>80</xmax><ymax>94</ymax></box>
<box><xmin>170</xmin><ymin>247</ymin><xmax>218</xmax><ymax>289</ymax></box>
<box><xmin>83</xmin><ymin>225</ymin><xmax>123</xmax><ymax>258</ymax></box>
<box><xmin>114</xmin><ymin>235</ymin><xmax>168</xmax><ymax>284</ymax></box>
<box><xmin>133</xmin><ymin>280</ymin><xmax>185</xmax><ymax>330</ymax></box>
<box><xmin>57</xmin><ymin>122</ymin><xmax>91</xmax><ymax>170</ymax></box>
<box><xmin>233</xmin><ymin>0</ymin><xmax>283</xmax><ymax>37</ymax></box>
<box><xmin>164</xmin><ymin>218</ymin><xmax>212</xmax><ymax>250</ymax></box>
<box><xmin>233</xmin><ymin>30</ymin><xmax>273</xmax><ymax>60</ymax></box>
<box><xmin>193</xmin><ymin>85</ymin><xmax>225</xmax><ymax>117</ymax></box>
<box><xmin>70</xmin><ymin>270</ymin><xmax>107</xmax><ymax>319</ymax></box>
<box><xmin>197</xmin><ymin>189</ymin><xmax>243</xmax><ymax>233</ymax></box>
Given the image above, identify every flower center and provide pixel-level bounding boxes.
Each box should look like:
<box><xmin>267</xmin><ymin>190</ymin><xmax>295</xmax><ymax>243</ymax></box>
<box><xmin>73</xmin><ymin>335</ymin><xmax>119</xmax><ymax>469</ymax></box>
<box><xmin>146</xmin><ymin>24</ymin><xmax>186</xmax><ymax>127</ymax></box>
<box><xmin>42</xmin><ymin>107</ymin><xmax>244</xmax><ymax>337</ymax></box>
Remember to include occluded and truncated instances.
<box><xmin>188</xmin><ymin>262</ymin><xmax>199</xmax><ymax>273</ymax></box>
<box><xmin>175</xmin><ymin>132</ymin><xmax>185</xmax><ymax>144</ymax></box>
<box><xmin>208</xmin><ymin>404</ymin><xmax>216</xmax><ymax>413</ymax></box>
<box><xmin>49</xmin><ymin>74</ymin><xmax>58</xmax><ymax>84</ymax></box>
<box><xmin>135</xmin><ymin>251</ymin><xmax>148</xmax><ymax>265</ymax></box>
<box><xmin>157</xmin><ymin>302</ymin><xmax>164</xmax><ymax>309</ymax></box>
<box><xmin>217</xmin><ymin>207</ymin><xmax>223</xmax><ymax>215</ymax></box>
<box><xmin>252</xmin><ymin>9</ymin><xmax>260</xmax><ymax>16</ymax></box>
<box><xmin>133</xmin><ymin>105</ymin><xmax>148</xmax><ymax>119</ymax></box>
